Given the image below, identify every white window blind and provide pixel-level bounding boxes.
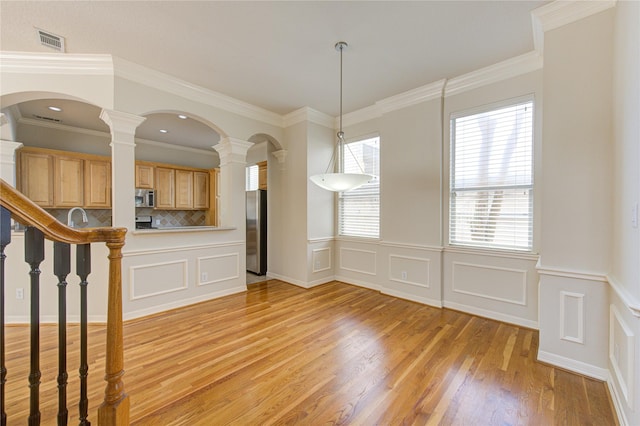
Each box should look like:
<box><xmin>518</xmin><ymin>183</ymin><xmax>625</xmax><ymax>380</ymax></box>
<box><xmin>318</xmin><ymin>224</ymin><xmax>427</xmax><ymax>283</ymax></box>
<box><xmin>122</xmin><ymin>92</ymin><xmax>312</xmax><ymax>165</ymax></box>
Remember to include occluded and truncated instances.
<box><xmin>246</xmin><ymin>165</ymin><xmax>258</xmax><ymax>191</ymax></box>
<box><xmin>450</xmin><ymin>99</ymin><xmax>533</xmax><ymax>251</ymax></box>
<box><xmin>339</xmin><ymin>136</ymin><xmax>380</xmax><ymax>238</ymax></box>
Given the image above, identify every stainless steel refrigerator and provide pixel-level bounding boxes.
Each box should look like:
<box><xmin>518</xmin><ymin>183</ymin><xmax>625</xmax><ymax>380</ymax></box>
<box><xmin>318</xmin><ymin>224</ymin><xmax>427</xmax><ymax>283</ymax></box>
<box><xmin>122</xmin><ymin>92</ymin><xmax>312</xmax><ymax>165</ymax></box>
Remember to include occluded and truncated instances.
<box><xmin>246</xmin><ymin>189</ymin><xmax>267</xmax><ymax>275</ymax></box>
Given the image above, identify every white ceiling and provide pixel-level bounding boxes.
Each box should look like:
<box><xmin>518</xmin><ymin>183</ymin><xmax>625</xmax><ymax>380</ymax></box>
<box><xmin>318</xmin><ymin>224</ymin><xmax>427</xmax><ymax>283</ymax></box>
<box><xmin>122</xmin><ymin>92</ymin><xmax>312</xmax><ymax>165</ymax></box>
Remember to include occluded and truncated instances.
<box><xmin>0</xmin><ymin>0</ymin><xmax>548</xmax><ymax>148</ymax></box>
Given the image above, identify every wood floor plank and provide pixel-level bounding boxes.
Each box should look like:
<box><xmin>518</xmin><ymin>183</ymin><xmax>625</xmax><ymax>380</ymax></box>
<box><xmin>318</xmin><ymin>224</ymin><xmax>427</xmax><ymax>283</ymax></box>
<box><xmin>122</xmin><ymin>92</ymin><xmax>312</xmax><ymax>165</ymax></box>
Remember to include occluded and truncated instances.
<box><xmin>5</xmin><ymin>280</ymin><xmax>617</xmax><ymax>425</ymax></box>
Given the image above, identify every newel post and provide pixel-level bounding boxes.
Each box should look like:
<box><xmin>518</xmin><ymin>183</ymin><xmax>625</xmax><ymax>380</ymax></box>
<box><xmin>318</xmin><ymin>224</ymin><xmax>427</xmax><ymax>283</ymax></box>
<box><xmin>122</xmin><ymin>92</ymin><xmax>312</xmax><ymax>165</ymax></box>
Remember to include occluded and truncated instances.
<box><xmin>98</xmin><ymin>239</ymin><xmax>128</xmax><ymax>426</ymax></box>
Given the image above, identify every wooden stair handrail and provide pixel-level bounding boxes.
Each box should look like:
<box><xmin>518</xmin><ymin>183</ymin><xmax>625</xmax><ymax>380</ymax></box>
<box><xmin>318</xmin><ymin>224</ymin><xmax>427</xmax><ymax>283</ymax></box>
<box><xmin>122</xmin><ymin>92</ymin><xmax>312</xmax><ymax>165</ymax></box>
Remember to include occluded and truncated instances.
<box><xmin>0</xmin><ymin>179</ymin><xmax>129</xmax><ymax>425</ymax></box>
<box><xmin>0</xmin><ymin>179</ymin><xmax>126</xmax><ymax>244</ymax></box>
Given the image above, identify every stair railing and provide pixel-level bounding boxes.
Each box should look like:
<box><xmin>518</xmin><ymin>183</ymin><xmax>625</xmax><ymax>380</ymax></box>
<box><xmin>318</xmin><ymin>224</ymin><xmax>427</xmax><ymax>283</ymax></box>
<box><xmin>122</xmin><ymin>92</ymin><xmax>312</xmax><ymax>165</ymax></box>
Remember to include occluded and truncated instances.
<box><xmin>1</xmin><ymin>179</ymin><xmax>129</xmax><ymax>426</ymax></box>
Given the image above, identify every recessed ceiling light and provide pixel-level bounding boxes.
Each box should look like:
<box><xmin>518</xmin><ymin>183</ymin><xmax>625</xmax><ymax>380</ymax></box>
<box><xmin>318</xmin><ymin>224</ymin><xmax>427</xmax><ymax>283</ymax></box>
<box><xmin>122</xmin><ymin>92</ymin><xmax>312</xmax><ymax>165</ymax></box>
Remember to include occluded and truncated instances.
<box><xmin>178</xmin><ymin>114</ymin><xmax>187</xmax><ymax>120</ymax></box>
<box><xmin>48</xmin><ymin>106</ymin><xmax>62</xmax><ymax>112</ymax></box>
<box><xmin>159</xmin><ymin>129</ymin><xmax>168</xmax><ymax>134</ymax></box>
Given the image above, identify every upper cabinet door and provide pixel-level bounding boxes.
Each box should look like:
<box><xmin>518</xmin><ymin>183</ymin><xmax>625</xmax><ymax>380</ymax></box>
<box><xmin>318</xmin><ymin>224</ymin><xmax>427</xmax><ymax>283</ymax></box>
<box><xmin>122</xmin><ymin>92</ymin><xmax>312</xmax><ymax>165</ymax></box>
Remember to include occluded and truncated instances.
<box><xmin>18</xmin><ymin>151</ymin><xmax>54</xmax><ymax>207</ymax></box>
<box><xmin>135</xmin><ymin>164</ymin><xmax>154</xmax><ymax>189</ymax></box>
<box><xmin>193</xmin><ymin>171</ymin><xmax>209</xmax><ymax>210</ymax></box>
<box><xmin>175</xmin><ymin>170</ymin><xmax>194</xmax><ymax>209</ymax></box>
<box><xmin>54</xmin><ymin>156</ymin><xmax>84</xmax><ymax>207</ymax></box>
<box><xmin>155</xmin><ymin>167</ymin><xmax>175</xmax><ymax>209</ymax></box>
<box><xmin>84</xmin><ymin>159</ymin><xmax>111</xmax><ymax>208</ymax></box>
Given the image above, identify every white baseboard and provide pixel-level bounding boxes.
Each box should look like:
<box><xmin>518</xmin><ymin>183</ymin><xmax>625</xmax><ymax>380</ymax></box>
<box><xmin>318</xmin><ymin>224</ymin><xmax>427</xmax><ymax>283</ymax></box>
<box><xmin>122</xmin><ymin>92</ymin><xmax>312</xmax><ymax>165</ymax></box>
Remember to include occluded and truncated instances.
<box><xmin>123</xmin><ymin>285</ymin><xmax>246</xmax><ymax>321</ymax></box>
<box><xmin>333</xmin><ymin>275</ymin><xmax>381</xmax><ymax>292</ymax></box>
<box><xmin>381</xmin><ymin>287</ymin><xmax>443</xmax><ymax>308</ymax></box>
<box><xmin>537</xmin><ymin>350</ymin><xmax>608</xmax><ymax>380</ymax></box>
<box><xmin>607</xmin><ymin>371</ymin><xmax>629</xmax><ymax>426</ymax></box>
<box><xmin>444</xmin><ymin>300</ymin><xmax>538</xmax><ymax>329</ymax></box>
<box><xmin>266</xmin><ymin>272</ymin><xmax>313</xmax><ymax>288</ymax></box>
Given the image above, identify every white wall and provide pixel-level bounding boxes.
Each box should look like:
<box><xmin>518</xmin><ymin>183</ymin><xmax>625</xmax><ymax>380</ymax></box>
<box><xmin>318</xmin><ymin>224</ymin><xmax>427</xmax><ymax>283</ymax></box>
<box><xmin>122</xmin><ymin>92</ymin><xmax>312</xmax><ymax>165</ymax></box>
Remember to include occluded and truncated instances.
<box><xmin>537</xmin><ymin>8</ymin><xmax>614</xmax><ymax>378</ymax></box>
<box><xmin>608</xmin><ymin>1</ymin><xmax>640</xmax><ymax>424</ymax></box>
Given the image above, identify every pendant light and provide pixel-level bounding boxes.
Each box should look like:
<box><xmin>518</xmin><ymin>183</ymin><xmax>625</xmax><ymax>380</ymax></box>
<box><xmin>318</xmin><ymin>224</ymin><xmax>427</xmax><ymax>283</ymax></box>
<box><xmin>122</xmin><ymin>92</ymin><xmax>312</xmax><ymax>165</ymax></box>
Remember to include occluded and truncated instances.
<box><xmin>310</xmin><ymin>41</ymin><xmax>374</xmax><ymax>192</ymax></box>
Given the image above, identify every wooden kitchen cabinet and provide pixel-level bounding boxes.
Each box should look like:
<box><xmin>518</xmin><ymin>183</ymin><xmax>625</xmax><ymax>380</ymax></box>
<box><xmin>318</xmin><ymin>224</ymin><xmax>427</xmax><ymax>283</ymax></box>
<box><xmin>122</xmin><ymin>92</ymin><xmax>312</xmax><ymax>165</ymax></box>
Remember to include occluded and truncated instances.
<box><xmin>135</xmin><ymin>163</ymin><xmax>154</xmax><ymax>189</ymax></box>
<box><xmin>54</xmin><ymin>155</ymin><xmax>84</xmax><ymax>207</ymax></box>
<box><xmin>18</xmin><ymin>150</ymin><xmax>54</xmax><ymax>207</ymax></box>
<box><xmin>175</xmin><ymin>170</ymin><xmax>194</xmax><ymax>209</ymax></box>
<box><xmin>84</xmin><ymin>159</ymin><xmax>111</xmax><ymax>208</ymax></box>
<box><xmin>193</xmin><ymin>171</ymin><xmax>209</xmax><ymax>209</ymax></box>
<box><xmin>155</xmin><ymin>167</ymin><xmax>175</xmax><ymax>209</ymax></box>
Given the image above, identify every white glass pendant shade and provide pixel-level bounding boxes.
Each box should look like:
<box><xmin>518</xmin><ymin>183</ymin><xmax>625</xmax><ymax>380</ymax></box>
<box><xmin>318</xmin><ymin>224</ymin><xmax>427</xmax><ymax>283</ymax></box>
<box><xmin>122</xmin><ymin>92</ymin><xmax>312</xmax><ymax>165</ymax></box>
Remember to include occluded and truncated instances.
<box><xmin>310</xmin><ymin>41</ymin><xmax>376</xmax><ymax>192</ymax></box>
<box><xmin>310</xmin><ymin>172</ymin><xmax>373</xmax><ymax>192</ymax></box>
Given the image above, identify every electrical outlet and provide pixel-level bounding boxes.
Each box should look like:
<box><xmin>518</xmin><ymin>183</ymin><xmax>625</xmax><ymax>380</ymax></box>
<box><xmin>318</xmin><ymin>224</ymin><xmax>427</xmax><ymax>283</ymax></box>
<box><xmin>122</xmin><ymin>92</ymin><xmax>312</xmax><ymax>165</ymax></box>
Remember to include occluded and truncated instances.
<box><xmin>201</xmin><ymin>272</ymin><xmax>208</xmax><ymax>282</ymax></box>
<box><xmin>632</xmin><ymin>203</ymin><xmax>638</xmax><ymax>229</ymax></box>
<box><xmin>156</xmin><ymin>219</ymin><xmax>161</xmax><ymax>226</ymax></box>
<box><xmin>16</xmin><ymin>288</ymin><xmax>24</xmax><ymax>300</ymax></box>
<box><xmin>401</xmin><ymin>271</ymin><xmax>407</xmax><ymax>280</ymax></box>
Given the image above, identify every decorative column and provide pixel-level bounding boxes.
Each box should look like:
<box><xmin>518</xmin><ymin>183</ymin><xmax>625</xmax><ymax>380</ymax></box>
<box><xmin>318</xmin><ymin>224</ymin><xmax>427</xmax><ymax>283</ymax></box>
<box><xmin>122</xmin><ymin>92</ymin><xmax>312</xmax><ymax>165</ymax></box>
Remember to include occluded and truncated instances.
<box><xmin>0</xmin><ymin>140</ymin><xmax>23</xmax><ymax>186</ymax></box>
<box><xmin>99</xmin><ymin>110</ymin><xmax>146</xmax><ymax>231</ymax></box>
<box><xmin>212</xmin><ymin>137</ymin><xmax>253</xmax><ymax>228</ymax></box>
<box><xmin>0</xmin><ymin>113</ymin><xmax>23</xmax><ymax>186</ymax></box>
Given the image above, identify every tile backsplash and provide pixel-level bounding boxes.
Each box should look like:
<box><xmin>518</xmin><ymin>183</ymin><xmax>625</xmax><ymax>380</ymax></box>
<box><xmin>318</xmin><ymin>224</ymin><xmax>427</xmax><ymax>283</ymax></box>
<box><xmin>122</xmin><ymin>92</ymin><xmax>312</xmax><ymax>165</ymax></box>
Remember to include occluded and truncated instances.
<box><xmin>48</xmin><ymin>209</ymin><xmax>112</xmax><ymax>227</ymax></box>
<box><xmin>136</xmin><ymin>208</ymin><xmax>206</xmax><ymax>227</ymax></box>
<box><xmin>46</xmin><ymin>208</ymin><xmax>206</xmax><ymax>228</ymax></box>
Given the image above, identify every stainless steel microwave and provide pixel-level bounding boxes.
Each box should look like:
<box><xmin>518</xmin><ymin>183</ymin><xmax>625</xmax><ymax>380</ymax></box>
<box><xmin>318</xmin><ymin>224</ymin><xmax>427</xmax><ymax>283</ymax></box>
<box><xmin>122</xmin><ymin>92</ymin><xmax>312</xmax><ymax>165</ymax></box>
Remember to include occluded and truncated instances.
<box><xmin>135</xmin><ymin>189</ymin><xmax>155</xmax><ymax>208</ymax></box>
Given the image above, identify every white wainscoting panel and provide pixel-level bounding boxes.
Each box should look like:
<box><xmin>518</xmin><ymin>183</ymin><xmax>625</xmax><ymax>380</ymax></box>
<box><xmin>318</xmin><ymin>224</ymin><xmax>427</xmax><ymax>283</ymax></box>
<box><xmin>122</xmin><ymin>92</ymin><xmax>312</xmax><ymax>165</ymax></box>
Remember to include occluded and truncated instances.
<box><xmin>389</xmin><ymin>254</ymin><xmax>430</xmax><ymax>288</ymax></box>
<box><xmin>610</xmin><ymin>304</ymin><xmax>635</xmax><ymax>408</ymax></box>
<box><xmin>312</xmin><ymin>247</ymin><xmax>332</xmax><ymax>273</ymax></box>
<box><xmin>340</xmin><ymin>247</ymin><xmax>377</xmax><ymax>276</ymax></box>
<box><xmin>560</xmin><ymin>291</ymin><xmax>585</xmax><ymax>344</ymax></box>
<box><xmin>130</xmin><ymin>259</ymin><xmax>188</xmax><ymax>300</ymax></box>
<box><xmin>452</xmin><ymin>261</ymin><xmax>527</xmax><ymax>305</ymax></box>
<box><xmin>197</xmin><ymin>253</ymin><xmax>239</xmax><ymax>286</ymax></box>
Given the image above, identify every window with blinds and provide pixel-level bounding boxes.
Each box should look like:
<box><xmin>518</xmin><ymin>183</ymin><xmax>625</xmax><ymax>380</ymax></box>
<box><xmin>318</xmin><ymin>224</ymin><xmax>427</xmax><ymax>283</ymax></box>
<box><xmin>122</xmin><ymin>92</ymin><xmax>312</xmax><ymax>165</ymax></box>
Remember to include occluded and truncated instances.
<box><xmin>246</xmin><ymin>165</ymin><xmax>258</xmax><ymax>191</ymax></box>
<box><xmin>338</xmin><ymin>136</ymin><xmax>380</xmax><ymax>238</ymax></box>
<box><xmin>450</xmin><ymin>98</ymin><xmax>534</xmax><ymax>251</ymax></box>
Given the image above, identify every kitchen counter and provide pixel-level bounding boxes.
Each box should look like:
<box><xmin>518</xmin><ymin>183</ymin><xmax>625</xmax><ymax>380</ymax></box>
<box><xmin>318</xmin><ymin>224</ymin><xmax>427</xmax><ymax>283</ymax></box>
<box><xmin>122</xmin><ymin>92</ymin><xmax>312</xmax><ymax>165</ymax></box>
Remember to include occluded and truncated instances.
<box><xmin>132</xmin><ymin>225</ymin><xmax>236</xmax><ymax>235</ymax></box>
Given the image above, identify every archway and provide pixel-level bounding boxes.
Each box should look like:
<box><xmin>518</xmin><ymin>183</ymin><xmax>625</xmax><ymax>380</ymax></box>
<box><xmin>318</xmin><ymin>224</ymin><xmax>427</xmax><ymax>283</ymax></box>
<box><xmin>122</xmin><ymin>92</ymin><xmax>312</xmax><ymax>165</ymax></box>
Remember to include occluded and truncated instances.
<box><xmin>245</xmin><ymin>133</ymin><xmax>284</xmax><ymax>284</ymax></box>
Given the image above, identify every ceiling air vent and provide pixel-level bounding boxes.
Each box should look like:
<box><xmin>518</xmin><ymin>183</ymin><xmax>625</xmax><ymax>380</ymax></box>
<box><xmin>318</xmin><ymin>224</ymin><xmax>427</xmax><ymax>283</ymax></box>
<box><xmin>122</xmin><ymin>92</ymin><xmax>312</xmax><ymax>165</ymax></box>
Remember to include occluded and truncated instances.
<box><xmin>33</xmin><ymin>114</ymin><xmax>62</xmax><ymax>123</ymax></box>
<box><xmin>36</xmin><ymin>28</ymin><xmax>65</xmax><ymax>52</ymax></box>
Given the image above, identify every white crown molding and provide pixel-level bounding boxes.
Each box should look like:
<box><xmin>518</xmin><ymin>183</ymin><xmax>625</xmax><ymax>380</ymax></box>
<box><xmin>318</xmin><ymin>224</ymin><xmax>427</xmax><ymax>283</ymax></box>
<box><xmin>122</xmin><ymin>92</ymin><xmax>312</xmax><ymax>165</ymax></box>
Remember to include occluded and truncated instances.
<box><xmin>341</xmin><ymin>104</ymin><xmax>381</xmax><ymax>129</ymax></box>
<box><xmin>112</xmin><ymin>56</ymin><xmax>283</xmax><ymax>128</ymax></box>
<box><xmin>18</xmin><ymin>116</ymin><xmax>109</xmax><ymax>139</ymax></box>
<box><xmin>531</xmin><ymin>0</ymin><xmax>617</xmax><ymax>52</ymax></box>
<box><xmin>607</xmin><ymin>274</ymin><xmax>640</xmax><ymax>318</ymax></box>
<box><xmin>377</xmin><ymin>79</ymin><xmax>446</xmax><ymax>115</ymax></box>
<box><xmin>0</xmin><ymin>51</ymin><xmax>113</xmax><ymax>75</ymax></box>
<box><xmin>445</xmin><ymin>51</ymin><xmax>543</xmax><ymax>97</ymax></box>
<box><xmin>18</xmin><ymin>116</ymin><xmax>217</xmax><ymax>156</ymax></box>
<box><xmin>135</xmin><ymin>137</ymin><xmax>218</xmax><ymax>157</ymax></box>
<box><xmin>283</xmin><ymin>106</ymin><xmax>333</xmax><ymax>129</ymax></box>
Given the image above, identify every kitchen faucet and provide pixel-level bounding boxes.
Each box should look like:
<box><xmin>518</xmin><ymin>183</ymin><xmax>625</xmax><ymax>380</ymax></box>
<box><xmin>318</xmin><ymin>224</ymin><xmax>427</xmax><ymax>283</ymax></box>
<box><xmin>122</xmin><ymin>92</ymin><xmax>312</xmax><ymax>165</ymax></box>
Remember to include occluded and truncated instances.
<box><xmin>67</xmin><ymin>207</ymin><xmax>88</xmax><ymax>228</ymax></box>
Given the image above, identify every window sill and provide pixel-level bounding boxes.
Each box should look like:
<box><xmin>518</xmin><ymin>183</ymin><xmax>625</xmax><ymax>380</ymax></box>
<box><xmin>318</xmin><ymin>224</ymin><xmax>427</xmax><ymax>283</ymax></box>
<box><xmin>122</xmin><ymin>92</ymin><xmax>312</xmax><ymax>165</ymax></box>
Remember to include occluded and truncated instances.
<box><xmin>445</xmin><ymin>245</ymin><xmax>539</xmax><ymax>261</ymax></box>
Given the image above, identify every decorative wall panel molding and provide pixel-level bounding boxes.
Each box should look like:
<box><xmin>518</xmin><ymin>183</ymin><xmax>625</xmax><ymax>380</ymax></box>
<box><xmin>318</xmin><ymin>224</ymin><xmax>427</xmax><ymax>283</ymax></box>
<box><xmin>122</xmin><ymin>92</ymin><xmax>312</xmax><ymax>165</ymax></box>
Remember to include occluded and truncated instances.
<box><xmin>452</xmin><ymin>261</ymin><xmax>527</xmax><ymax>306</ymax></box>
<box><xmin>123</xmin><ymin>240</ymin><xmax>243</xmax><ymax>257</ymax></box>
<box><xmin>559</xmin><ymin>291</ymin><xmax>585</xmax><ymax>344</ymax></box>
<box><xmin>388</xmin><ymin>254</ymin><xmax>430</xmax><ymax>288</ymax></box>
<box><xmin>197</xmin><ymin>253</ymin><xmax>239</xmax><ymax>286</ymax></box>
<box><xmin>610</xmin><ymin>304</ymin><xmax>635</xmax><ymax>408</ymax></box>
<box><xmin>129</xmin><ymin>259</ymin><xmax>188</xmax><ymax>300</ymax></box>
<box><xmin>339</xmin><ymin>248</ymin><xmax>377</xmax><ymax>276</ymax></box>
<box><xmin>312</xmin><ymin>247</ymin><xmax>332</xmax><ymax>273</ymax></box>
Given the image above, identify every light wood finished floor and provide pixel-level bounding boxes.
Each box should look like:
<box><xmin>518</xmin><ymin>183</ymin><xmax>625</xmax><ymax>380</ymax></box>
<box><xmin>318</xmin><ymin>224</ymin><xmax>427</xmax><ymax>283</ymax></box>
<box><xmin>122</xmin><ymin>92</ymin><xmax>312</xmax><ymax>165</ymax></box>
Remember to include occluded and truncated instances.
<box><xmin>6</xmin><ymin>280</ymin><xmax>617</xmax><ymax>425</ymax></box>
